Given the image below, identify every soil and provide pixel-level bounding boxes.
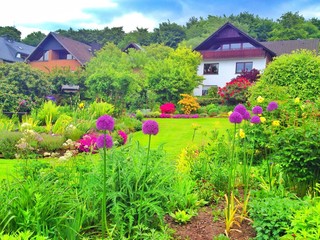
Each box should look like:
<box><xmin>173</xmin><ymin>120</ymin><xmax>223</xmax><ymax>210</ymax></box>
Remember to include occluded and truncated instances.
<box><xmin>165</xmin><ymin>201</ymin><xmax>256</xmax><ymax>240</ymax></box>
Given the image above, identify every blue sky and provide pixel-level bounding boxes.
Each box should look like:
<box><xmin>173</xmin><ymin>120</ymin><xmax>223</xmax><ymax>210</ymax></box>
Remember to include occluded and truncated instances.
<box><xmin>1</xmin><ymin>0</ymin><xmax>320</xmax><ymax>38</ymax></box>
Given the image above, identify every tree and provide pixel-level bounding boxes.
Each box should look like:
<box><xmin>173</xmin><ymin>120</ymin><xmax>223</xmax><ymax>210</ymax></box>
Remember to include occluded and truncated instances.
<box><xmin>144</xmin><ymin>44</ymin><xmax>203</xmax><ymax>104</ymax></box>
<box><xmin>22</xmin><ymin>31</ymin><xmax>46</xmax><ymax>46</ymax></box>
<box><xmin>152</xmin><ymin>21</ymin><xmax>186</xmax><ymax>48</ymax></box>
<box><xmin>0</xmin><ymin>63</ymin><xmax>50</xmax><ymax>112</ymax></box>
<box><xmin>117</xmin><ymin>27</ymin><xmax>152</xmax><ymax>49</ymax></box>
<box><xmin>0</xmin><ymin>26</ymin><xmax>21</xmax><ymax>41</ymax></box>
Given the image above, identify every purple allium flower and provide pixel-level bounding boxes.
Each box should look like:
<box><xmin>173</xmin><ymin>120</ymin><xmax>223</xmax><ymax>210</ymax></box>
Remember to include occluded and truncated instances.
<box><xmin>96</xmin><ymin>115</ymin><xmax>115</xmax><ymax>131</ymax></box>
<box><xmin>96</xmin><ymin>134</ymin><xmax>113</xmax><ymax>149</ymax></box>
<box><xmin>267</xmin><ymin>101</ymin><xmax>278</xmax><ymax>112</ymax></box>
<box><xmin>118</xmin><ymin>130</ymin><xmax>127</xmax><ymax>145</ymax></box>
<box><xmin>252</xmin><ymin>105</ymin><xmax>263</xmax><ymax>115</ymax></box>
<box><xmin>242</xmin><ymin>111</ymin><xmax>251</xmax><ymax>120</ymax></box>
<box><xmin>233</xmin><ymin>104</ymin><xmax>247</xmax><ymax>116</ymax></box>
<box><xmin>142</xmin><ymin>120</ymin><xmax>159</xmax><ymax>135</ymax></box>
<box><xmin>229</xmin><ymin>111</ymin><xmax>243</xmax><ymax>124</ymax></box>
<box><xmin>250</xmin><ymin>116</ymin><xmax>261</xmax><ymax>124</ymax></box>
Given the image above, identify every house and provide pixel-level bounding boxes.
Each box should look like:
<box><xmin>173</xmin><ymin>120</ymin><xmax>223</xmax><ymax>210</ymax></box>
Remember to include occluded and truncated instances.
<box><xmin>122</xmin><ymin>42</ymin><xmax>143</xmax><ymax>52</ymax></box>
<box><xmin>26</xmin><ymin>32</ymin><xmax>97</xmax><ymax>73</ymax></box>
<box><xmin>0</xmin><ymin>36</ymin><xmax>35</xmax><ymax>63</ymax></box>
<box><xmin>193</xmin><ymin>22</ymin><xmax>320</xmax><ymax>96</ymax></box>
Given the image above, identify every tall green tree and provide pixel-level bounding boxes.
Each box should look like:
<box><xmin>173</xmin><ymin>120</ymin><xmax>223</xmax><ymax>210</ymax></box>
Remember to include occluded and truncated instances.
<box><xmin>22</xmin><ymin>31</ymin><xmax>46</xmax><ymax>46</ymax></box>
<box><xmin>152</xmin><ymin>21</ymin><xmax>186</xmax><ymax>48</ymax></box>
<box><xmin>0</xmin><ymin>26</ymin><xmax>21</xmax><ymax>41</ymax></box>
<box><xmin>144</xmin><ymin>44</ymin><xmax>203</xmax><ymax>104</ymax></box>
<box><xmin>0</xmin><ymin>63</ymin><xmax>50</xmax><ymax>112</ymax></box>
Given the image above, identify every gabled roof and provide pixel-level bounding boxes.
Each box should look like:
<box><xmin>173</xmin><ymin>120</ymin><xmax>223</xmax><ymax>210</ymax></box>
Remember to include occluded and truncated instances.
<box><xmin>259</xmin><ymin>39</ymin><xmax>320</xmax><ymax>55</ymax></box>
<box><xmin>194</xmin><ymin>22</ymin><xmax>276</xmax><ymax>57</ymax></box>
<box><xmin>0</xmin><ymin>36</ymin><xmax>35</xmax><ymax>62</ymax></box>
<box><xmin>122</xmin><ymin>42</ymin><xmax>143</xmax><ymax>52</ymax></box>
<box><xmin>26</xmin><ymin>32</ymin><xmax>93</xmax><ymax>65</ymax></box>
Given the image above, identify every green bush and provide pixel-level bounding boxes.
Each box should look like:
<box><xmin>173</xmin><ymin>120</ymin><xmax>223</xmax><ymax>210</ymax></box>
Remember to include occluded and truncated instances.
<box><xmin>88</xmin><ymin>101</ymin><xmax>114</xmax><ymax>119</ymax></box>
<box><xmin>36</xmin><ymin>101</ymin><xmax>61</xmax><ymax>125</ymax></box>
<box><xmin>52</xmin><ymin>114</ymin><xmax>73</xmax><ymax>134</ymax></box>
<box><xmin>0</xmin><ymin>131</ymin><xmax>23</xmax><ymax>159</ymax></box>
<box><xmin>282</xmin><ymin>197</ymin><xmax>320</xmax><ymax>240</ymax></box>
<box><xmin>249</xmin><ymin>195</ymin><xmax>304</xmax><ymax>240</ymax></box>
<box><xmin>248</xmin><ymin>49</ymin><xmax>320</xmax><ymax>103</ymax></box>
<box><xmin>38</xmin><ymin>134</ymin><xmax>65</xmax><ymax>152</ymax></box>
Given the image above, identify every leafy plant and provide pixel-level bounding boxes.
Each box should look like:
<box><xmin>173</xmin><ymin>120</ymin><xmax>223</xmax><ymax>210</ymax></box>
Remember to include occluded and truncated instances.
<box><xmin>0</xmin><ymin>130</ymin><xmax>23</xmax><ymax>159</ymax></box>
<box><xmin>169</xmin><ymin>209</ymin><xmax>196</xmax><ymax>224</ymax></box>
<box><xmin>178</xmin><ymin>94</ymin><xmax>200</xmax><ymax>114</ymax></box>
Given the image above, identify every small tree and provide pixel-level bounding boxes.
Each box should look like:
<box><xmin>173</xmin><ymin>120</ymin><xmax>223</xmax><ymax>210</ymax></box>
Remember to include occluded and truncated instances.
<box><xmin>178</xmin><ymin>94</ymin><xmax>200</xmax><ymax>114</ymax></box>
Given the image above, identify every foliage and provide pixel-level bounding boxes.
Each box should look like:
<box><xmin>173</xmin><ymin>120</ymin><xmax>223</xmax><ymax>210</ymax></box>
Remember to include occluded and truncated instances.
<box><xmin>22</xmin><ymin>31</ymin><xmax>46</xmax><ymax>46</ymax></box>
<box><xmin>283</xmin><ymin>197</ymin><xmax>320</xmax><ymax>240</ymax></box>
<box><xmin>218</xmin><ymin>76</ymin><xmax>252</xmax><ymax>105</ymax></box>
<box><xmin>249</xmin><ymin>49</ymin><xmax>320</xmax><ymax>102</ymax></box>
<box><xmin>88</xmin><ymin>101</ymin><xmax>114</xmax><ymax>119</ymax></box>
<box><xmin>238</xmin><ymin>68</ymin><xmax>260</xmax><ymax>83</ymax></box>
<box><xmin>37</xmin><ymin>134</ymin><xmax>65</xmax><ymax>152</ymax></box>
<box><xmin>178</xmin><ymin>94</ymin><xmax>200</xmax><ymax>114</ymax></box>
<box><xmin>0</xmin><ymin>63</ymin><xmax>50</xmax><ymax>112</ymax></box>
<box><xmin>145</xmin><ymin>44</ymin><xmax>203</xmax><ymax>103</ymax></box>
<box><xmin>249</xmin><ymin>195</ymin><xmax>304</xmax><ymax>240</ymax></box>
<box><xmin>169</xmin><ymin>209</ymin><xmax>196</xmax><ymax>224</ymax></box>
<box><xmin>0</xmin><ymin>131</ymin><xmax>23</xmax><ymax>159</ymax></box>
<box><xmin>160</xmin><ymin>102</ymin><xmax>176</xmax><ymax>114</ymax></box>
<box><xmin>36</xmin><ymin>101</ymin><xmax>61</xmax><ymax>125</ymax></box>
<box><xmin>52</xmin><ymin>114</ymin><xmax>73</xmax><ymax>134</ymax></box>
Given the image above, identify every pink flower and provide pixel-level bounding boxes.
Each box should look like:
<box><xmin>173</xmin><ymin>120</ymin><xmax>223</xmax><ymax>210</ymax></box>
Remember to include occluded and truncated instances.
<box><xmin>118</xmin><ymin>130</ymin><xmax>127</xmax><ymax>145</ymax></box>
<box><xmin>267</xmin><ymin>101</ymin><xmax>278</xmax><ymax>112</ymax></box>
<box><xmin>229</xmin><ymin>112</ymin><xmax>243</xmax><ymax>124</ymax></box>
<box><xmin>252</xmin><ymin>106</ymin><xmax>263</xmax><ymax>115</ymax></box>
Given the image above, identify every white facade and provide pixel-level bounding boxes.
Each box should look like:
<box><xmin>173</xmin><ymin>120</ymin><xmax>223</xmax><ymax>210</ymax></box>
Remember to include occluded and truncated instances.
<box><xmin>193</xmin><ymin>57</ymin><xmax>267</xmax><ymax>96</ymax></box>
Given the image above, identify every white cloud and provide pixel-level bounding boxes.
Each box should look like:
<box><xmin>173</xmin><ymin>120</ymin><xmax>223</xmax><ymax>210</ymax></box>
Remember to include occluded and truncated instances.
<box><xmin>0</xmin><ymin>0</ymin><xmax>118</xmax><ymax>37</ymax></box>
<box><xmin>107</xmin><ymin>12</ymin><xmax>158</xmax><ymax>32</ymax></box>
<box><xmin>300</xmin><ymin>5</ymin><xmax>320</xmax><ymax>18</ymax></box>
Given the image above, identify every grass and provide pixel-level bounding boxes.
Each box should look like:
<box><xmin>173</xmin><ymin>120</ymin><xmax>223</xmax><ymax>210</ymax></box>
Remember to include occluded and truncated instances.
<box><xmin>0</xmin><ymin>117</ymin><xmax>231</xmax><ymax>179</ymax></box>
<box><xmin>131</xmin><ymin>117</ymin><xmax>231</xmax><ymax>159</ymax></box>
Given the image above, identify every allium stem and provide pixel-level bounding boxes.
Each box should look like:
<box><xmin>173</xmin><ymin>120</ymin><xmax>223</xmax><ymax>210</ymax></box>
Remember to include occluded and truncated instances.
<box><xmin>102</xmin><ymin>130</ymin><xmax>108</xmax><ymax>238</ymax></box>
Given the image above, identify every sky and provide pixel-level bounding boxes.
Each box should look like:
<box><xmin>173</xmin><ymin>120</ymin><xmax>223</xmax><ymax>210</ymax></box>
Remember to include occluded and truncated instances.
<box><xmin>1</xmin><ymin>0</ymin><xmax>320</xmax><ymax>38</ymax></box>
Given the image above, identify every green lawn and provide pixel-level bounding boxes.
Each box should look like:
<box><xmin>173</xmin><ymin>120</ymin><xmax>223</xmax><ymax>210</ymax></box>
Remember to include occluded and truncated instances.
<box><xmin>0</xmin><ymin>117</ymin><xmax>231</xmax><ymax>179</ymax></box>
<box><xmin>131</xmin><ymin>117</ymin><xmax>231</xmax><ymax>159</ymax></box>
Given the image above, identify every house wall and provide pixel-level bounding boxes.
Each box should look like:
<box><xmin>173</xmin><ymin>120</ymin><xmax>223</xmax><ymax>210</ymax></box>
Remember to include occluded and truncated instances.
<box><xmin>193</xmin><ymin>57</ymin><xmax>267</xmax><ymax>96</ymax></box>
<box><xmin>29</xmin><ymin>59</ymin><xmax>81</xmax><ymax>73</ymax></box>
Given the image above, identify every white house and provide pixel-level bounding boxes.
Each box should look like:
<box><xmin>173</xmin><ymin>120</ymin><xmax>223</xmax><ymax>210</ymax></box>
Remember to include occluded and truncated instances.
<box><xmin>193</xmin><ymin>22</ymin><xmax>320</xmax><ymax>96</ymax></box>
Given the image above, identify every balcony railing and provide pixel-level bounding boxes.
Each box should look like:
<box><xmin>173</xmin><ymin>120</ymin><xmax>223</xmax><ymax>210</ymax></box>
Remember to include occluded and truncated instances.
<box><xmin>199</xmin><ymin>48</ymin><xmax>266</xmax><ymax>59</ymax></box>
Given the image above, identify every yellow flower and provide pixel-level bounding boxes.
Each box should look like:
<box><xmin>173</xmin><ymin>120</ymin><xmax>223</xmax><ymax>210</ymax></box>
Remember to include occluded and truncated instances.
<box><xmin>257</xmin><ymin>96</ymin><xmax>264</xmax><ymax>103</ymax></box>
<box><xmin>294</xmin><ymin>97</ymin><xmax>300</xmax><ymax>104</ymax></box>
<box><xmin>228</xmin><ymin>111</ymin><xmax>233</xmax><ymax>116</ymax></box>
<box><xmin>260</xmin><ymin>117</ymin><xmax>266</xmax><ymax>123</ymax></box>
<box><xmin>78</xmin><ymin>102</ymin><xmax>85</xmax><ymax>109</ymax></box>
<box><xmin>239</xmin><ymin>128</ymin><xmax>246</xmax><ymax>139</ymax></box>
<box><xmin>191</xmin><ymin>123</ymin><xmax>201</xmax><ymax>130</ymax></box>
<box><xmin>272</xmin><ymin>120</ymin><xmax>280</xmax><ymax>127</ymax></box>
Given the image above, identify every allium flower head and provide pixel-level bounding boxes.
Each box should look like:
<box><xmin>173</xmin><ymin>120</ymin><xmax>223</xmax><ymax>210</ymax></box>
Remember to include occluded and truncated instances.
<box><xmin>242</xmin><ymin>111</ymin><xmax>251</xmax><ymax>120</ymax></box>
<box><xmin>252</xmin><ymin>105</ymin><xmax>263</xmax><ymax>115</ymax></box>
<box><xmin>233</xmin><ymin>104</ymin><xmax>247</xmax><ymax>116</ymax></box>
<box><xmin>267</xmin><ymin>101</ymin><xmax>278</xmax><ymax>112</ymax></box>
<box><xmin>250</xmin><ymin>115</ymin><xmax>261</xmax><ymax>124</ymax></box>
<box><xmin>142</xmin><ymin>120</ymin><xmax>159</xmax><ymax>135</ymax></box>
<box><xmin>96</xmin><ymin>115</ymin><xmax>115</xmax><ymax>131</ymax></box>
<box><xmin>257</xmin><ymin>96</ymin><xmax>264</xmax><ymax>103</ymax></box>
<box><xmin>229</xmin><ymin>111</ymin><xmax>243</xmax><ymax>124</ymax></box>
<box><xmin>96</xmin><ymin>134</ymin><xmax>113</xmax><ymax>149</ymax></box>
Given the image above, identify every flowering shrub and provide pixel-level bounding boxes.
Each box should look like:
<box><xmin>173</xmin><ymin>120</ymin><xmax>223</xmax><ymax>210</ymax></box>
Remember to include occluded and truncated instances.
<box><xmin>77</xmin><ymin>133</ymin><xmax>98</xmax><ymax>153</ymax></box>
<box><xmin>218</xmin><ymin>77</ymin><xmax>252</xmax><ymax>105</ymax></box>
<box><xmin>178</xmin><ymin>94</ymin><xmax>200</xmax><ymax>114</ymax></box>
<box><xmin>160</xmin><ymin>102</ymin><xmax>176</xmax><ymax>114</ymax></box>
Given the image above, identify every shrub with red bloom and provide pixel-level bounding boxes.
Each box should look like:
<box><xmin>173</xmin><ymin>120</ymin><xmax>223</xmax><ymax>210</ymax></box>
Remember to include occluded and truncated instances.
<box><xmin>96</xmin><ymin>134</ymin><xmax>113</xmax><ymax>149</ymax></box>
<box><xmin>160</xmin><ymin>102</ymin><xmax>176</xmax><ymax>114</ymax></box>
<box><xmin>252</xmin><ymin>105</ymin><xmax>263</xmax><ymax>115</ymax></box>
<box><xmin>77</xmin><ymin>133</ymin><xmax>98</xmax><ymax>153</ymax></box>
<box><xmin>229</xmin><ymin>111</ymin><xmax>243</xmax><ymax>124</ymax></box>
<box><xmin>96</xmin><ymin>115</ymin><xmax>115</xmax><ymax>131</ymax></box>
<box><xmin>118</xmin><ymin>130</ymin><xmax>128</xmax><ymax>145</ymax></box>
<box><xmin>267</xmin><ymin>101</ymin><xmax>279</xmax><ymax>112</ymax></box>
<box><xmin>142</xmin><ymin>120</ymin><xmax>159</xmax><ymax>135</ymax></box>
<box><xmin>218</xmin><ymin>77</ymin><xmax>252</xmax><ymax>105</ymax></box>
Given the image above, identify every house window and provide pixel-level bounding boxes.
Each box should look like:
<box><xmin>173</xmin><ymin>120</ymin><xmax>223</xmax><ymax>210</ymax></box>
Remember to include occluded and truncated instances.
<box><xmin>236</xmin><ymin>62</ymin><xmax>253</xmax><ymax>73</ymax></box>
<box><xmin>203</xmin><ymin>63</ymin><xmax>219</xmax><ymax>75</ymax></box>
